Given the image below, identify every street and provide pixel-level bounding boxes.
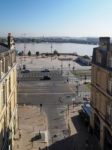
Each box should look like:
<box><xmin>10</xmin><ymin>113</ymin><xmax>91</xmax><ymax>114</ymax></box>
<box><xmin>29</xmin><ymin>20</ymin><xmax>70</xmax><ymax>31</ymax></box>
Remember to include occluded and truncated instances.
<box><xmin>17</xmin><ymin>70</ymin><xmax>100</xmax><ymax>150</ymax></box>
<box><xmin>18</xmin><ymin>70</ymin><xmax>75</xmax><ymax>150</ymax></box>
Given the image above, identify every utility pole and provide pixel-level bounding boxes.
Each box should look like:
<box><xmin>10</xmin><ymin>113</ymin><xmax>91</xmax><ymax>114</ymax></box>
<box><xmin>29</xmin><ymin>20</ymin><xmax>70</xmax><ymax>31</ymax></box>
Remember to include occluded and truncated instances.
<box><xmin>61</xmin><ymin>60</ymin><xmax>63</xmax><ymax>75</ymax></box>
<box><xmin>21</xmin><ymin>33</ymin><xmax>26</xmax><ymax>69</ymax></box>
<box><xmin>23</xmin><ymin>33</ymin><xmax>26</xmax><ymax>63</ymax></box>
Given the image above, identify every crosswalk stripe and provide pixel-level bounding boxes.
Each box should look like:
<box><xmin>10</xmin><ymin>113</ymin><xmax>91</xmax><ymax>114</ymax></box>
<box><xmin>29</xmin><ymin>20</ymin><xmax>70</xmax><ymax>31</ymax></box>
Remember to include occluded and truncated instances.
<box><xmin>18</xmin><ymin>92</ymin><xmax>74</xmax><ymax>95</ymax></box>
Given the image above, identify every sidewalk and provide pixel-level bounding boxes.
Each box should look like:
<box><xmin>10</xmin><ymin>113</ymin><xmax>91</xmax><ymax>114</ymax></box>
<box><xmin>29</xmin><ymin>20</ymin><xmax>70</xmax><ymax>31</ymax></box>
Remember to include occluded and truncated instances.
<box><xmin>13</xmin><ymin>105</ymin><xmax>48</xmax><ymax>150</ymax></box>
<box><xmin>64</xmin><ymin>104</ymin><xmax>101</xmax><ymax>150</ymax></box>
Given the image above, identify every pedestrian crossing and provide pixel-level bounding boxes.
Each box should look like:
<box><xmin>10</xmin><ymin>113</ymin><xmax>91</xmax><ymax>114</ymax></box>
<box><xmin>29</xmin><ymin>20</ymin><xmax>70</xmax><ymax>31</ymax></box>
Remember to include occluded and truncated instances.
<box><xmin>17</xmin><ymin>70</ymin><xmax>64</xmax><ymax>81</ymax></box>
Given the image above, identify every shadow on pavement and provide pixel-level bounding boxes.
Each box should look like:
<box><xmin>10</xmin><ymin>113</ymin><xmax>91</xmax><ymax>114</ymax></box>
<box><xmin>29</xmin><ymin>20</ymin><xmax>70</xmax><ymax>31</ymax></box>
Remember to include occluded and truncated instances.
<box><xmin>41</xmin><ymin>114</ymin><xmax>101</xmax><ymax>150</ymax></box>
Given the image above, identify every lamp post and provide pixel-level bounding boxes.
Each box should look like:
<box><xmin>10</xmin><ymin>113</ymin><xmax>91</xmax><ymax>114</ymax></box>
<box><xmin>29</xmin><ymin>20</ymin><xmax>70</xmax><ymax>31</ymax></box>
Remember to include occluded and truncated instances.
<box><xmin>51</xmin><ymin>43</ymin><xmax>53</xmax><ymax>62</ymax></box>
<box><xmin>76</xmin><ymin>80</ymin><xmax>79</xmax><ymax>96</ymax></box>
<box><xmin>68</xmin><ymin>63</ymin><xmax>70</xmax><ymax>71</ymax></box>
<box><xmin>61</xmin><ymin>60</ymin><xmax>63</xmax><ymax>75</ymax></box>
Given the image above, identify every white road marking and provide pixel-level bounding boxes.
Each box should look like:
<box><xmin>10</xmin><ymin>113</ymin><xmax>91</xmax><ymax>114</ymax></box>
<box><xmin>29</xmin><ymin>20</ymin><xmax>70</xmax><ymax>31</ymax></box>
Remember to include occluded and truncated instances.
<box><xmin>18</xmin><ymin>92</ymin><xmax>74</xmax><ymax>95</ymax></box>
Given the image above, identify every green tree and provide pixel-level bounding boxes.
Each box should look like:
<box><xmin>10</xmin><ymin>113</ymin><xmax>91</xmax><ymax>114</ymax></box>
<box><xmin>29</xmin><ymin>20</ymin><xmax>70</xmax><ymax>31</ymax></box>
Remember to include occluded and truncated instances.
<box><xmin>53</xmin><ymin>50</ymin><xmax>58</xmax><ymax>55</ymax></box>
<box><xmin>18</xmin><ymin>51</ymin><xmax>24</xmax><ymax>56</ymax></box>
<box><xmin>28</xmin><ymin>50</ymin><xmax>31</xmax><ymax>56</ymax></box>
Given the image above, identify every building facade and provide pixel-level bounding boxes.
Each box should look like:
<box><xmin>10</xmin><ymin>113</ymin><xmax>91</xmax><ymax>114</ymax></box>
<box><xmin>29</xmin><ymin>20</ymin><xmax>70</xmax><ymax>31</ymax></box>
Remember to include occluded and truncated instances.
<box><xmin>0</xmin><ymin>33</ymin><xmax>18</xmax><ymax>150</ymax></box>
<box><xmin>91</xmin><ymin>37</ymin><xmax>112</xmax><ymax>150</ymax></box>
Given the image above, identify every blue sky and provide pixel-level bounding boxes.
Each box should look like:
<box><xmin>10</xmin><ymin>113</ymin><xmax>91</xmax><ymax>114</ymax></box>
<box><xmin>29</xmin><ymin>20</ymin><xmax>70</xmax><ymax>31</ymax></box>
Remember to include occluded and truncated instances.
<box><xmin>0</xmin><ymin>0</ymin><xmax>112</xmax><ymax>37</ymax></box>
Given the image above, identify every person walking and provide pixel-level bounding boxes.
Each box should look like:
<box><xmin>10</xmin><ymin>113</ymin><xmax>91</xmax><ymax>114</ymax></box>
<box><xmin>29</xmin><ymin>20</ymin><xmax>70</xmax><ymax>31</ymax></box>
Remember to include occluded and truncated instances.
<box><xmin>85</xmin><ymin>139</ymin><xmax>89</xmax><ymax>150</ymax></box>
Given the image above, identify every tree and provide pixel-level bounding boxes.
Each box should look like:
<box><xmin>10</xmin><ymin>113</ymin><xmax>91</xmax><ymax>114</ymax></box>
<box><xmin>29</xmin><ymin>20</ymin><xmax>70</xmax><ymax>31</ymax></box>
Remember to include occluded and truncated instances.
<box><xmin>28</xmin><ymin>50</ymin><xmax>31</xmax><ymax>56</ymax></box>
<box><xmin>53</xmin><ymin>50</ymin><xmax>58</xmax><ymax>55</ymax></box>
<box><xmin>36</xmin><ymin>51</ymin><xmax>39</xmax><ymax>56</ymax></box>
<box><xmin>18</xmin><ymin>51</ymin><xmax>24</xmax><ymax>56</ymax></box>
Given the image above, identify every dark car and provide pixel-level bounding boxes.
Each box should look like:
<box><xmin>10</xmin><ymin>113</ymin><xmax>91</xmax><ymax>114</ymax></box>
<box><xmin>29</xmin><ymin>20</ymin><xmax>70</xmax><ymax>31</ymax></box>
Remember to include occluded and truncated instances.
<box><xmin>21</xmin><ymin>69</ymin><xmax>30</xmax><ymax>73</ymax></box>
<box><xmin>43</xmin><ymin>76</ymin><xmax>51</xmax><ymax>80</ymax></box>
<box><xmin>41</xmin><ymin>69</ymin><xmax>50</xmax><ymax>72</ymax></box>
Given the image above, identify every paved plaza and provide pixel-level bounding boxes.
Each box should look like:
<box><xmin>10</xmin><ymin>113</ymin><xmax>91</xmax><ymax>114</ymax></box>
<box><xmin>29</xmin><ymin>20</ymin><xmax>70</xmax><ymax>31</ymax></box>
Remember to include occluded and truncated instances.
<box><xmin>17</xmin><ymin>56</ymin><xmax>91</xmax><ymax>71</ymax></box>
<box><xmin>13</xmin><ymin>105</ymin><xmax>48</xmax><ymax>150</ymax></box>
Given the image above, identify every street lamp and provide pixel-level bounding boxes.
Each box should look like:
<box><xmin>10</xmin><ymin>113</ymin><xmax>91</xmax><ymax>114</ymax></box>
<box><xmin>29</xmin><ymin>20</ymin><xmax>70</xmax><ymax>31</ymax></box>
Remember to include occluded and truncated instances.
<box><xmin>76</xmin><ymin>80</ymin><xmax>79</xmax><ymax>96</ymax></box>
<box><xmin>61</xmin><ymin>60</ymin><xmax>63</xmax><ymax>75</ymax></box>
<box><xmin>68</xmin><ymin>63</ymin><xmax>70</xmax><ymax>71</ymax></box>
<box><xmin>51</xmin><ymin>43</ymin><xmax>53</xmax><ymax>62</ymax></box>
<box><xmin>72</xmin><ymin>66</ymin><xmax>75</xmax><ymax>73</ymax></box>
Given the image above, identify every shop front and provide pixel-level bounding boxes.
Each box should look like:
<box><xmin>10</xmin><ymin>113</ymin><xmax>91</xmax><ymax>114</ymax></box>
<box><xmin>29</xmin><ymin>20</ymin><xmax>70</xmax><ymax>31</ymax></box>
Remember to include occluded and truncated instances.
<box><xmin>94</xmin><ymin>114</ymin><xmax>100</xmax><ymax>141</ymax></box>
<box><xmin>104</xmin><ymin>128</ymin><xmax>112</xmax><ymax>150</ymax></box>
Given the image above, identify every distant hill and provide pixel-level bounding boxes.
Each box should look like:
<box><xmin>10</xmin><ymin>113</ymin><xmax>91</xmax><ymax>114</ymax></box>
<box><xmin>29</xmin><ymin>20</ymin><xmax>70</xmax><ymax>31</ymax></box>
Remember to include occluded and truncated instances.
<box><xmin>0</xmin><ymin>36</ymin><xmax>100</xmax><ymax>45</ymax></box>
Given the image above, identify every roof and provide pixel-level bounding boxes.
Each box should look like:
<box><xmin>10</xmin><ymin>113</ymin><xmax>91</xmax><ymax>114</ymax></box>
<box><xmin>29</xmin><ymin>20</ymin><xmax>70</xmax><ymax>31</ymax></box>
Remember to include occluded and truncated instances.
<box><xmin>0</xmin><ymin>43</ymin><xmax>9</xmax><ymax>53</ymax></box>
<box><xmin>82</xmin><ymin>103</ymin><xmax>92</xmax><ymax>117</ymax></box>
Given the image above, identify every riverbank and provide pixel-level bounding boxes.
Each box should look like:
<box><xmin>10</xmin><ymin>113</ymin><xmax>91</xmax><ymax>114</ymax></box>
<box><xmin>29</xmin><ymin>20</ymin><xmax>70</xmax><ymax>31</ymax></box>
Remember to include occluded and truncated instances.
<box><xmin>16</xmin><ymin>43</ymin><xmax>95</xmax><ymax>56</ymax></box>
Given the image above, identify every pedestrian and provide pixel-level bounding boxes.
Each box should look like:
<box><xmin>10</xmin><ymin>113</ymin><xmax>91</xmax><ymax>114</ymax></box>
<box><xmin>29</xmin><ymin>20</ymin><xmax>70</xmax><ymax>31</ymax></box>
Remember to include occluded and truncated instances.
<box><xmin>85</xmin><ymin>139</ymin><xmax>89</xmax><ymax>150</ymax></box>
<box><xmin>73</xmin><ymin>101</ymin><xmax>75</xmax><ymax>108</ymax></box>
<box><xmin>19</xmin><ymin>66</ymin><xmax>21</xmax><ymax>71</ymax></box>
<box><xmin>19</xmin><ymin>132</ymin><xmax>21</xmax><ymax>139</ymax></box>
<box><xmin>59</xmin><ymin>97</ymin><xmax>63</xmax><ymax>103</ymax></box>
<box><xmin>17</xmin><ymin>79</ymin><xmax>19</xmax><ymax>84</ymax></box>
<box><xmin>88</xmin><ymin>125</ymin><xmax>93</xmax><ymax>135</ymax></box>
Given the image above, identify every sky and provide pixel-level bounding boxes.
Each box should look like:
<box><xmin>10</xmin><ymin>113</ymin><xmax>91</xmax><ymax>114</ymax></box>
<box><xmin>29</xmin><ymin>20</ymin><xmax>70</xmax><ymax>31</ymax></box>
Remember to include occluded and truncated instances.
<box><xmin>0</xmin><ymin>0</ymin><xmax>112</xmax><ymax>37</ymax></box>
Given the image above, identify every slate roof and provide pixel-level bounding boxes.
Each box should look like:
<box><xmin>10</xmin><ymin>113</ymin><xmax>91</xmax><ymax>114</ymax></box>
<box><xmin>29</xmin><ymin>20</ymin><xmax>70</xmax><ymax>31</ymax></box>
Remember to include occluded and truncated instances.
<box><xmin>0</xmin><ymin>43</ymin><xmax>9</xmax><ymax>53</ymax></box>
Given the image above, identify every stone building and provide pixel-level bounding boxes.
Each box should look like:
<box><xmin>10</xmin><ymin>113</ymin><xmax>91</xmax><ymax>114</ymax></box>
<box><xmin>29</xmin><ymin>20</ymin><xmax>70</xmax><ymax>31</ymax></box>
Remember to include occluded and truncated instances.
<box><xmin>0</xmin><ymin>33</ymin><xmax>18</xmax><ymax>150</ymax></box>
<box><xmin>91</xmin><ymin>37</ymin><xmax>112</xmax><ymax>150</ymax></box>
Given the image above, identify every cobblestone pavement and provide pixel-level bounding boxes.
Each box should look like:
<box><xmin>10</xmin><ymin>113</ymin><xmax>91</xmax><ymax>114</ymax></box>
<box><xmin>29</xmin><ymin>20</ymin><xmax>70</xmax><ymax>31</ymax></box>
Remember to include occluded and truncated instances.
<box><xmin>13</xmin><ymin>105</ymin><xmax>48</xmax><ymax>150</ymax></box>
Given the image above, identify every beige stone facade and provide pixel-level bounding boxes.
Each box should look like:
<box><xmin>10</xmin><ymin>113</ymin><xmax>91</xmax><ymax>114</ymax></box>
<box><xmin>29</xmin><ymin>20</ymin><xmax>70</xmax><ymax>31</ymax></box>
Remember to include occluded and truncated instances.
<box><xmin>91</xmin><ymin>37</ymin><xmax>112</xmax><ymax>150</ymax></box>
<box><xmin>0</xmin><ymin>34</ymin><xmax>18</xmax><ymax>150</ymax></box>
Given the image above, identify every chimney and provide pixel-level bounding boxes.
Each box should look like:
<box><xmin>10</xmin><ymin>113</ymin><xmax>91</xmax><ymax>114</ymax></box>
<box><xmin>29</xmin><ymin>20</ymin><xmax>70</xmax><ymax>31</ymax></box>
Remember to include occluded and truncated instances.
<box><xmin>99</xmin><ymin>37</ymin><xmax>110</xmax><ymax>51</ymax></box>
<box><xmin>8</xmin><ymin>33</ymin><xmax>15</xmax><ymax>49</ymax></box>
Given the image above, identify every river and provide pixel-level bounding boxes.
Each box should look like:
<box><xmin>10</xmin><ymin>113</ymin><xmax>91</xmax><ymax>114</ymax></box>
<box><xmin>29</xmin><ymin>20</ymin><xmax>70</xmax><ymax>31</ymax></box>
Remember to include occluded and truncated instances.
<box><xmin>15</xmin><ymin>43</ymin><xmax>96</xmax><ymax>56</ymax></box>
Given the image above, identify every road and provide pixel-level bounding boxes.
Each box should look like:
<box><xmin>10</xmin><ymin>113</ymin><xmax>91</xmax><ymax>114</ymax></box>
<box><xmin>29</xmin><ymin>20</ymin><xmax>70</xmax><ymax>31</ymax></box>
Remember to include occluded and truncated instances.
<box><xmin>17</xmin><ymin>70</ymin><xmax>75</xmax><ymax>150</ymax></box>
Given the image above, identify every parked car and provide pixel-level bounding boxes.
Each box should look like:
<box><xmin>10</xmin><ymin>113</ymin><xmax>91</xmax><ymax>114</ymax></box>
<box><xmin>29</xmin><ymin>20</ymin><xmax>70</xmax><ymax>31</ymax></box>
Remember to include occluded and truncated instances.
<box><xmin>43</xmin><ymin>76</ymin><xmax>51</xmax><ymax>80</ymax></box>
<box><xmin>41</xmin><ymin>69</ymin><xmax>50</xmax><ymax>72</ymax></box>
<box><xmin>21</xmin><ymin>69</ymin><xmax>30</xmax><ymax>73</ymax></box>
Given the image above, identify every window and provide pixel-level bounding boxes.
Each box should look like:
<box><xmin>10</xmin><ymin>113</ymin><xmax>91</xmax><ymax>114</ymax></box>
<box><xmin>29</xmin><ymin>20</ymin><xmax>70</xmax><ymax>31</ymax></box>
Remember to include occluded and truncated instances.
<box><xmin>1</xmin><ymin>84</ymin><xmax>4</xmax><ymax>110</ymax></box>
<box><xmin>107</xmin><ymin>103</ymin><xmax>112</xmax><ymax>123</ymax></box>
<box><xmin>9</xmin><ymin>102</ymin><xmax>11</xmax><ymax>122</ymax></box>
<box><xmin>108</xmin><ymin>78</ymin><xmax>112</xmax><ymax>95</ymax></box>
<box><xmin>96</xmin><ymin>69</ymin><xmax>101</xmax><ymax>86</ymax></box>
<box><xmin>1</xmin><ymin>59</ymin><xmax>4</xmax><ymax>73</ymax></box>
<box><xmin>3</xmin><ymin>84</ymin><xmax>5</xmax><ymax>105</ymax></box>
<box><xmin>109</xmin><ymin>57</ymin><xmax>112</xmax><ymax>68</ymax></box>
<box><xmin>9</xmin><ymin>77</ymin><xmax>11</xmax><ymax>94</ymax></box>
